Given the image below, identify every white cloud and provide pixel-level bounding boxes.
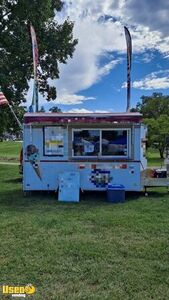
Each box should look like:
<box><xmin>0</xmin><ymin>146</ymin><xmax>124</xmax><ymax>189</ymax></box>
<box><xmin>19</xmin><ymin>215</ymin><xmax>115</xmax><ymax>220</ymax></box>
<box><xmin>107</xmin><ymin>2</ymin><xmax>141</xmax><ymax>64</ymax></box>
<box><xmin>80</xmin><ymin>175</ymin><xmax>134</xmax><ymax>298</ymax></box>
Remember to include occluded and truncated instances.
<box><xmin>53</xmin><ymin>0</ymin><xmax>169</xmax><ymax>106</ymax></box>
<box><xmin>54</xmin><ymin>93</ymin><xmax>95</xmax><ymax>105</ymax></box>
<box><xmin>122</xmin><ymin>70</ymin><xmax>169</xmax><ymax>90</ymax></box>
<box><xmin>61</xmin><ymin>1</ymin><xmax>125</xmax><ymax>22</ymax></box>
<box><xmin>55</xmin><ymin>17</ymin><xmax>126</xmax><ymax>105</ymax></box>
<box><xmin>55</xmin><ymin>18</ymin><xmax>125</xmax><ymax>99</ymax></box>
<box><xmin>133</xmin><ymin>77</ymin><xmax>169</xmax><ymax>90</ymax></box>
<box><xmin>135</xmin><ymin>52</ymin><xmax>155</xmax><ymax>63</ymax></box>
<box><xmin>123</xmin><ymin>0</ymin><xmax>169</xmax><ymax>37</ymax></box>
<box><xmin>98</xmin><ymin>58</ymin><xmax>122</xmax><ymax>76</ymax></box>
<box><xmin>25</xmin><ymin>1</ymin><xmax>169</xmax><ymax>109</ymax></box>
<box><xmin>65</xmin><ymin>108</ymin><xmax>112</xmax><ymax>113</ymax></box>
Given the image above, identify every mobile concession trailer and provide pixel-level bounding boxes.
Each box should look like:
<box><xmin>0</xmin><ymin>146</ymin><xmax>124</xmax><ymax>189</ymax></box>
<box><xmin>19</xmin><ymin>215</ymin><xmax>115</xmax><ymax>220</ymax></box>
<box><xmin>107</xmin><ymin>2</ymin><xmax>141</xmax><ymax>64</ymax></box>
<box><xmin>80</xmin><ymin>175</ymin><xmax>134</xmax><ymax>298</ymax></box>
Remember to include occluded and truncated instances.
<box><xmin>23</xmin><ymin>112</ymin><xmax>147</xmax><ymax>194</ymax></box>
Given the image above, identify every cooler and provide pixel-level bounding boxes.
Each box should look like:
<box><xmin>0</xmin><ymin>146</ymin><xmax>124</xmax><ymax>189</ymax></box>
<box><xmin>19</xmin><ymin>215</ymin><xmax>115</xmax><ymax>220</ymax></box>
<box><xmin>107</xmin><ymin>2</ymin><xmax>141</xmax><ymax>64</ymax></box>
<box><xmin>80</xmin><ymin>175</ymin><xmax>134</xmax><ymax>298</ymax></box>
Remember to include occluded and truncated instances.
<box><xmin>107</xmin><ymin>184</ymin><xmax>125</xmax><ymax>203</ymax></box>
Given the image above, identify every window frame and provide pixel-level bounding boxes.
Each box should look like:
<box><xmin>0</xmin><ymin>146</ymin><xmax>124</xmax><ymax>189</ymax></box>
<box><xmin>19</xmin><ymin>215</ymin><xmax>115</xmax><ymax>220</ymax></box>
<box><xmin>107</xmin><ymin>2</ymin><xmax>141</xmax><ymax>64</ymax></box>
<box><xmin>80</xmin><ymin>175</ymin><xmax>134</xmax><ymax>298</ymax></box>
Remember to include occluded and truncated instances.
<box><xmin>72</xmin><ymin>128</ymin><xmax>100</xmax><ymax>157</ymax></box>
<box><xmin>43</xmin><ymin>125</ymin><xmax>65</xmax><ymax>157</ymax></box>
<box><xmin>100</xmin><ymin>128</ymin><xmax>130</xmax><ymax>158</ymax></box>
<box><xmin>72</xmin><ymin>128</ymin><xmax>131</xmax><ymax>158</ymax></box>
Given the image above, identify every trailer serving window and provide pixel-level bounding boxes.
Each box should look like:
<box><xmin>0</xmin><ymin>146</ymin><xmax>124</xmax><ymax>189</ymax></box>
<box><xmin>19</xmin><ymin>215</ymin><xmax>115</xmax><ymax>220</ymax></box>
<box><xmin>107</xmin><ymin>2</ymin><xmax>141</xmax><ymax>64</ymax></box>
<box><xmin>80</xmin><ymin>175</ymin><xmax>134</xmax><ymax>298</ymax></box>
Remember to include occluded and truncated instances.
<box><xmin>101</xmin><ymin>130</ymin><xmax>128</xmax><ymax>156</ymax></box>
<box><xmin>73</xmin><ymin>130</ymin><xmax>100</xmax><ymax>156</ymax></box>
<box><xmin>44</xmin><ymin>126</ymin><xmax>64</xmax><ymax>156</ymax></box>
<box><xmin>72</xmin><ymin>129</ymin><xmax>130</xmax><ymax>157</ymax></box>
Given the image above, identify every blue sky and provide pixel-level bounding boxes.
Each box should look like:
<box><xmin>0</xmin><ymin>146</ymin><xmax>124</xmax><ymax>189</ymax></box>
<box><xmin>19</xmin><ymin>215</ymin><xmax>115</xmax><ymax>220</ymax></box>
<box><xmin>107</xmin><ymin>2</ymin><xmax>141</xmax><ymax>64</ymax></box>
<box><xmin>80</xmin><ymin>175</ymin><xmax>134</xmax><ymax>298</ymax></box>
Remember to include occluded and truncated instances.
<box><xmin>28</xmin><ymin>0</ymin><xmax>169</xmax><ymax>113</ymax></box>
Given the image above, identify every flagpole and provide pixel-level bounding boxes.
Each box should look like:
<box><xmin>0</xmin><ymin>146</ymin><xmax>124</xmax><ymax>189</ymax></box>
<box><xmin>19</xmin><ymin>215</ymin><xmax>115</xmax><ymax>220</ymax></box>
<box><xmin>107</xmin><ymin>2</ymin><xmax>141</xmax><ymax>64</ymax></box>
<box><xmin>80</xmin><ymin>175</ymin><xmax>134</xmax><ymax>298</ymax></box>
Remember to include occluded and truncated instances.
<box><xmin>0</xmin><ymin>87</ymin><xmax>22</xmax><ymax>130</ymax></box>
<box><xmin>127</xmin><ymin>72</ymin><xmax>131</xmax><ymax>112</ymax></box>
<box><xmin>8</xmin><ymin>104</ymin><xmax>22</xmax><ymax>130</ymax></box>
<box><xmin>124</xmin><ymin>26</ymin><xmax>132</xmax><ymax>112</ymax></box>
<box><xmin>35</xmin><ymin>79</ymin><xmax>38</xmax><ymax>112</ymax></box>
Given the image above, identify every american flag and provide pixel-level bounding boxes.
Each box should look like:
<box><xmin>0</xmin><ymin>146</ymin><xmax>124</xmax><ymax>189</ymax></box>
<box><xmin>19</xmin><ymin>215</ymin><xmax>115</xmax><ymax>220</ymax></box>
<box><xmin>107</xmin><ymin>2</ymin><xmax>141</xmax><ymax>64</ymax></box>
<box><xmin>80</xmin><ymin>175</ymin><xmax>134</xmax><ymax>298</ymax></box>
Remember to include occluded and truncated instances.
<box><xmin>0</xmin><ymin>90</ymin><xmax>9</xmax><ymax>106</ymax></box>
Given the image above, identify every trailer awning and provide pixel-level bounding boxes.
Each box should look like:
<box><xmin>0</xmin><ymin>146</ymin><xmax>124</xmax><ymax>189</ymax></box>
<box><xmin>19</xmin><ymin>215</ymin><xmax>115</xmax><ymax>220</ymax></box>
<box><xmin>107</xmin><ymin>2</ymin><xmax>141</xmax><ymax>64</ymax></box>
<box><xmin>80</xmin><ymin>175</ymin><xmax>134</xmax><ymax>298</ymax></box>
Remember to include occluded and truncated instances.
<box><xmin>24</xmin><ymin>112</ymin><xmax>142</xmax><ymax>125</ymax></box>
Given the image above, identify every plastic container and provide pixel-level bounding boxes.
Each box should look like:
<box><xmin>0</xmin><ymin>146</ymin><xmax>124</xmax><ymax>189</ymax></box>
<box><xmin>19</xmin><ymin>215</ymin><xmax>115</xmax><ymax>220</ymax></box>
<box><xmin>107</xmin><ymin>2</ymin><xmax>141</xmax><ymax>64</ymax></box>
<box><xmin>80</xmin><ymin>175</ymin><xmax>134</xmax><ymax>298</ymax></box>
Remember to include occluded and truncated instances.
<box><xmin>154</xmin><ymin>169</ymin><xmax>167</xmax><ymax>178</ymax></box>
<box><xmin>107</xmin><ymin>184</ymin><xmax>125</xmax><ymax>203</ymax></box>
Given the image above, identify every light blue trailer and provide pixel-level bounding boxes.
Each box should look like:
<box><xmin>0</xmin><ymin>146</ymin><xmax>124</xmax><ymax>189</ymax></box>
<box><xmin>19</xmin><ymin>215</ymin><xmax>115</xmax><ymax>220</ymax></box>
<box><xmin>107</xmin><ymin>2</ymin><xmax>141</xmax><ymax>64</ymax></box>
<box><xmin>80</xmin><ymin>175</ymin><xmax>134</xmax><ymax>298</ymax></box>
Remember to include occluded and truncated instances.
<box><xmin>23</xmin><ymin>112</ymin><xmax>147</xmax><ymax>193</ymax></box>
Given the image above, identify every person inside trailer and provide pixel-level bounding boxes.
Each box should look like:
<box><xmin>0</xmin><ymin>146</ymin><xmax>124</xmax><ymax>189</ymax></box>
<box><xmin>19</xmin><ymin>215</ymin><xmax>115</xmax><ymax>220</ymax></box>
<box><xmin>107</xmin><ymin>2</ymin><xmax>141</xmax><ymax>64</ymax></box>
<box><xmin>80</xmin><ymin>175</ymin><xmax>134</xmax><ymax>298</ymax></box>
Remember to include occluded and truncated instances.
<box><xmin>73</xmin><ymin>129</ymin><xmax>128</xmax><ymax>157</ymax></box>
<box><xmin>73</xmin><ymin>130</ymin><xmax>100</xmax><ymax>156</ymax></box>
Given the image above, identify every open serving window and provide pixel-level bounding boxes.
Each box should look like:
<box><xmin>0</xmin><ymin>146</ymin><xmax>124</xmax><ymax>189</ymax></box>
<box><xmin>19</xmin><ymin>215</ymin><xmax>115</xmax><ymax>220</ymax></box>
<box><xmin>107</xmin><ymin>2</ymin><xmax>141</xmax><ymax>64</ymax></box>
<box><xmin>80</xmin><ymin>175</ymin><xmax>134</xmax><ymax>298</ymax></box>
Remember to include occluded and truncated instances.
<box><xmin>44</xmin><ymin>126</ymin><xmax>64</xmax><ymax>156</ymax></box>
<box><xmin>72</xmin><ymin>129</ymin><xmax>130</xmax><ymax>157</ymax></box>
<box><xmin>73</xmin><ymin>129</ymin><xmax>100</xmax><ymax>156</ymax></box>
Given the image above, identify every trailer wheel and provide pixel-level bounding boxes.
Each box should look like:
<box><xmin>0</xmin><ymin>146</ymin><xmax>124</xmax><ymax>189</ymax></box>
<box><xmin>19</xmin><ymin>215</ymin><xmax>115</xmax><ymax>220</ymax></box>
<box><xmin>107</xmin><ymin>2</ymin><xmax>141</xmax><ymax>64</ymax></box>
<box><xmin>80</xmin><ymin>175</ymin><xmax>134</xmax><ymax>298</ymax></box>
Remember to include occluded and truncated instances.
<box><xmin>144</xmin><ymin>186</ymin><xmax>148</xmax><ymax>197</ymax></box>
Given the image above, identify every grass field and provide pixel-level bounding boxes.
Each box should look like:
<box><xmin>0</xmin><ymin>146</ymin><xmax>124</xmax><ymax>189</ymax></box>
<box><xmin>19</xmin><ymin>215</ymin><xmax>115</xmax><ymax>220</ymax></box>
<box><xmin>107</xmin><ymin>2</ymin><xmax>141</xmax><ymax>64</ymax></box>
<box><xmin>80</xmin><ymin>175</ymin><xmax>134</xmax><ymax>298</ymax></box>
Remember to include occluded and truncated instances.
<box><xmin>0</xmin><ymin>164</ymin><xmax>169</xmax><ymax>299</ymax></box>
<box><xmin>0</xmin><ymin>141</ymin><xmax>22</xmax><ymax>162</ymax></box>
<box><xmin>146</xmin><ymin>148</ymin><xmax>164</xmax><ymax>167</ymax></box>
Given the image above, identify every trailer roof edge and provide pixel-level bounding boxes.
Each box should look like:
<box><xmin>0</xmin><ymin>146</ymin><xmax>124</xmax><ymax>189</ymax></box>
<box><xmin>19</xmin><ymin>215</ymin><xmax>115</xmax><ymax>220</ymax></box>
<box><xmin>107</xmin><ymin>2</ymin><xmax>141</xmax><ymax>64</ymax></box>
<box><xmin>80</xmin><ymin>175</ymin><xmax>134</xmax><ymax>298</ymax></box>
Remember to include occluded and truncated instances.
<box><xmin>24</xmin><ymin>112</ymin><xmax>143</xmax><ymax>125</ymax></box>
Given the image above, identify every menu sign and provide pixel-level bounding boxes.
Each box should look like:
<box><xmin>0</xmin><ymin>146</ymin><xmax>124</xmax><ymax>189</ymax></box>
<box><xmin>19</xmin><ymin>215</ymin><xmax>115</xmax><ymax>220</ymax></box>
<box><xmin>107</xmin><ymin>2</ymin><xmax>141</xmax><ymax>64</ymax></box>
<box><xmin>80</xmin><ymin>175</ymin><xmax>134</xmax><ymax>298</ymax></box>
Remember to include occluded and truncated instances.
<box><xmin>44</xmin><ymin>126</ymin><xmax>64</xmax><ymax>156</ymax></box>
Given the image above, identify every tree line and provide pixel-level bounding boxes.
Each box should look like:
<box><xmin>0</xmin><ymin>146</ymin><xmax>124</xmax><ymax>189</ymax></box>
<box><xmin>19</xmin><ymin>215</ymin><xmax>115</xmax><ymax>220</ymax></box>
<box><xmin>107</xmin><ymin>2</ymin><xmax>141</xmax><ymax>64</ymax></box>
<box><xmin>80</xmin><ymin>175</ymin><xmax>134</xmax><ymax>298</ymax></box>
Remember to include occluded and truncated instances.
<box><xmin>131</xmin><ymin>93</ymin><xmax>169</xmax><ymax>158</ymax></box>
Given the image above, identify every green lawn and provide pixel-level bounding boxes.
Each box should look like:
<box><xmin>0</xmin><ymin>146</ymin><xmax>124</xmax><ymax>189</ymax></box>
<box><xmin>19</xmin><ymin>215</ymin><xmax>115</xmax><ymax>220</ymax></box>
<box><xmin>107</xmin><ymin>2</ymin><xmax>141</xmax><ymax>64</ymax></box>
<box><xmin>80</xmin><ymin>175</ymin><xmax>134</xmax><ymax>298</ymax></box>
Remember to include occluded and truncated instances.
<box><xmin>147</xmin><ymin>148</ymin><xmax>164</xmax><ymax>167</ymax></box>
<box><xmin>0</xmin><ymin>141</ymin><xmax>22</xmax><ymax>162</ymax></box>
<box><xmin>0</xmin><ymin>165</ymin><xmax>169</xmax><ymax>299</ymax></box>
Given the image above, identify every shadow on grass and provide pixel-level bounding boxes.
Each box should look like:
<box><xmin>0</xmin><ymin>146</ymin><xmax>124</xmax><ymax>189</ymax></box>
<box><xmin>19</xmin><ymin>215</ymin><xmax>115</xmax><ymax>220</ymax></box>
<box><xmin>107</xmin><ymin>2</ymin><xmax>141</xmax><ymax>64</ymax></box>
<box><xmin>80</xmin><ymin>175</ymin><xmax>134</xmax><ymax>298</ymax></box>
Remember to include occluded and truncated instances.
<box><xmin>80</xmin><ymin>190</ymin><xmax>106</xmax><ymax>203</ymax></box>
<box><xmin>0</xmin><ymin>182</ymin><xmax>168</xmax><ymax>212</ymax></box>
<box><xmin>4</xmin><ymin>177</ymin><xmax>22</xmax><ymax>183</ymax></box>
<box><xmin>0</xmin><ymin>189</ymin><xmax>124</xmax><ymax>212</ymax></box>
<box><xmin>141</xmin><ymin>189</ymin><xmax>169</xmax><ymax>198</ymax></box>
<box><xmin>125</xmin><ymin>192</ymin><xmax>141</xmax><ymax>201</ymax></box>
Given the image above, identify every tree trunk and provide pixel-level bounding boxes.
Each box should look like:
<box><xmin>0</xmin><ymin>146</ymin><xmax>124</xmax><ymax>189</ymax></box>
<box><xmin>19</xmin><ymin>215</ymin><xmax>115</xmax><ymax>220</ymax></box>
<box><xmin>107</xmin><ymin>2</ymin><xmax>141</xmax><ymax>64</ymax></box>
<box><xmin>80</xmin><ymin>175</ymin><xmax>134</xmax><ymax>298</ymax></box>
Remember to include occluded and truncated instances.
<box><xmin>159</xmin><ymin>148</ymin><xmax>164</xmax><ymax>159</ymax></box>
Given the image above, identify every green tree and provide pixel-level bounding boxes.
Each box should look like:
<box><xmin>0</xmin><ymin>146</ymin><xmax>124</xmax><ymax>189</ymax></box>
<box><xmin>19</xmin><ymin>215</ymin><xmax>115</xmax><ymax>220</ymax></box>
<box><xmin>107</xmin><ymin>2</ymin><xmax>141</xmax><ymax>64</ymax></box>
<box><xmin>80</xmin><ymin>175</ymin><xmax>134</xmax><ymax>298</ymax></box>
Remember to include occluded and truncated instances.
<box><xmin>49</xmin><ymin>106</ymin><xmax>62</xmax><ymax>112</ymax></box>
<box><xmin>39</xmin><ymin>106</ymin><xmax>45</xmax><ymax>112</ymax></box>
<box><xmin>0</xmin><ymin>105</ymin><xmax>26</xmax><ymax>139</ymax></box>
<box><xmin>136</xmin><ymin>93</ymin><xmax>169</xmax><ymax>118</ymax></box>
<box><xmin>144</xmin><ymin>115</ymin><xmax>169</xmax><ymax>158</ymax></box>
<box><xmin>0</xmin><ymin>0</ymin><xmax>78</xmax><ymax>105</ymax></box>
<box><xmin>136</xmin><ymin>93</ymin><xmax>169</xmax><ymax>158</ymax></box>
